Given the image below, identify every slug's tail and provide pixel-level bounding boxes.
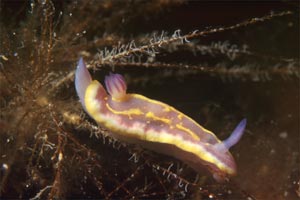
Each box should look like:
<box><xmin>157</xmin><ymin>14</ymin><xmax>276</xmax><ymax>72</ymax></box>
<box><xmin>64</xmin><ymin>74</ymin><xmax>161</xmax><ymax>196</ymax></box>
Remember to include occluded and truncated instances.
<box><xmin>75</xmin><ymin>57</ymin><xmax>92</xmax><ymax>111</ymax></box>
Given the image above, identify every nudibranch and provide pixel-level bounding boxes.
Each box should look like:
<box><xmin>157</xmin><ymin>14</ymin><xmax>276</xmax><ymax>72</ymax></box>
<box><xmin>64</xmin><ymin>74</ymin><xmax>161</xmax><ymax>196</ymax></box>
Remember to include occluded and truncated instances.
<box><xmin>75</xmin><ymin>58</ymin><xmax>246</xmax><ymax>182</ymax></box>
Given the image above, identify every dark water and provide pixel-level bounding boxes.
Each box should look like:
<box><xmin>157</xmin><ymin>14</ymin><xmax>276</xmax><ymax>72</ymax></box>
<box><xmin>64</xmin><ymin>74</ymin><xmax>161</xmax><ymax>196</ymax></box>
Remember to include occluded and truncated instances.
<box><xmin>0</xmin><ymin>1</ymin><xmax>299</xmax><ymax>199</ymax></box>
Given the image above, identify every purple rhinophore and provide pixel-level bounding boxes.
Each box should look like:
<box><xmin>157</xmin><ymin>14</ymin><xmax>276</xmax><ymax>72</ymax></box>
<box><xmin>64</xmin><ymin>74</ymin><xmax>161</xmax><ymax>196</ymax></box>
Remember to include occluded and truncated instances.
<box><xmin>223</xmin><ymin>118</ymin><xmax>247</xmax><ymax>149</ymax></box>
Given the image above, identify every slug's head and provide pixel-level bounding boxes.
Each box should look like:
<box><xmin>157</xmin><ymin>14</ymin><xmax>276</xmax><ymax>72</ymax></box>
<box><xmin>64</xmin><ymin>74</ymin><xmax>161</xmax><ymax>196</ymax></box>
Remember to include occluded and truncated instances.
<box><xmin>206</xmin><ymin>119</ymin><xmax>247</xmax><ymax>182</ymax></box>
<box><xmin>75</xmin><ymin>58</ymin><xmax>107</xmax><ymax>115</ymax></box>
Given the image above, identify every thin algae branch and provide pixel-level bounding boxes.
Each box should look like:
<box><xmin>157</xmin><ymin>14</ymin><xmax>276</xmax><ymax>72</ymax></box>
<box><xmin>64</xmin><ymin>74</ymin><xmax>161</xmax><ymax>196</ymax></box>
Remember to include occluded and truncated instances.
<box><xmin>49</xmin><ymin>10</ymin><xmax>295</xmax><ymax>93</ymax></box>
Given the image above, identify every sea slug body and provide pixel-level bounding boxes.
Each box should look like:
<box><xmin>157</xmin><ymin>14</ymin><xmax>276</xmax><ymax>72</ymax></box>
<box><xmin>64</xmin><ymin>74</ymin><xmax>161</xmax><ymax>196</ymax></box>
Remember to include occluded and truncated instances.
<box><xmin>75</xmin><ymin>58</ymin><xmax>246</xmax><ymax>182</ymax></box>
